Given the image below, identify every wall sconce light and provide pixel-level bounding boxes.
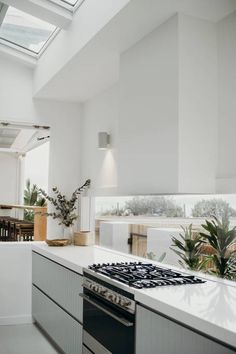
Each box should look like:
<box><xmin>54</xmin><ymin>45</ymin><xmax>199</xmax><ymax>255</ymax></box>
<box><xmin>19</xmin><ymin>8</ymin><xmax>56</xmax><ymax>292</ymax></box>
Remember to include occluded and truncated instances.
<box><xmin>98</xmin><ymin>132</ymin><xmax>110</xmax><ymax>150</ymax></box>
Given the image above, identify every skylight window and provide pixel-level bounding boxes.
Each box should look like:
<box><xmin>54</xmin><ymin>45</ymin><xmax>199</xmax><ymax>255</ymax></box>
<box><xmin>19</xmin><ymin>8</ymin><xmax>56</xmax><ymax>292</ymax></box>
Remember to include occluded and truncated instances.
<box><xmin>49</xmin><ymin>0</ymin><xmax>83</xmax><ymax>9</ymax></box>
<box><xmin>0</xmin><ymin>6</ymin><xmax>56</xmax><ymax>54</ymax></box>
<box><xmin>61</xmin><ymin>0</ymin><xmax>78</xmax><ymax>4</ymax></box>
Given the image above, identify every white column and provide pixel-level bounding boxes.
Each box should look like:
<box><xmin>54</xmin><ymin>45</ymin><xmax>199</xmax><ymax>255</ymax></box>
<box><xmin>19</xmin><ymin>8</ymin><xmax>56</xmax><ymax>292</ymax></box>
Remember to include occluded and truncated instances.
<box><xmin>16</xmin><ymin>154</ymin><xmax>25</xmax><ymax>219</ymax></box>
<box><xmin>46</xmin><ymin>113</ymin><xmax>81</xmax><ymax>239</ymax></box>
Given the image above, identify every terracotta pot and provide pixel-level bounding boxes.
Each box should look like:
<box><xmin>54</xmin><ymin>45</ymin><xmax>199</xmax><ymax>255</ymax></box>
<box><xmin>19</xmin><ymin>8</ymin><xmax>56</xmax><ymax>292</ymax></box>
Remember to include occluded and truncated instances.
<box><xmin>74</xmin><ymin>231</ymin><xmax>94</xmax><ymax>246</ymax></box>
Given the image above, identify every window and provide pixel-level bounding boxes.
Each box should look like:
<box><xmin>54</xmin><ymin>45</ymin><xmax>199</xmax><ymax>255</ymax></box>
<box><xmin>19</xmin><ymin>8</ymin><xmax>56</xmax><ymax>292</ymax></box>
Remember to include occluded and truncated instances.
<box><xmin>49</xmin><ymin>0</ymin><xmax>83</xmax><ymax>9</ymax></box>
<box><xmin>61</xmin><ymin>0</ymin><xmax>78</xmax><ymax>4</ymax></box>
<box><xmin>96</xmin><ymin>194</ymin><xmax>236</xmax><ymax>282</ymax></box>
<box><xmin>0</xmin><ymin>6</ymin><xmax>56</xmax><ymax>54</ymax></box>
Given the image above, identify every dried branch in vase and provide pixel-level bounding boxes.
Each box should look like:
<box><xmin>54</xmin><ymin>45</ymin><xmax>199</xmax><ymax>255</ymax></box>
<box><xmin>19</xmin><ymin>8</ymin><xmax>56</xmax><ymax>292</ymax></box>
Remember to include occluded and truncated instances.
<box><xmin>39</xmin><ymin>179</ymin><xmax>91</xmax><ymax>227</ymax></box>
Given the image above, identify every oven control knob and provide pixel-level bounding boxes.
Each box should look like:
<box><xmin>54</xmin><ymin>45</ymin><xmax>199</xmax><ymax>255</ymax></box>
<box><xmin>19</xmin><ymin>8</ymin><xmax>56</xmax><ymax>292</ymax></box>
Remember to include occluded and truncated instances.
<box><xmin>114</xmin><ymin>296</ymin><xmax>120</xmax><ymax>304</ymax></box>
<box><xmin>98</xmin><ymin>287</ymin><xmax>107</xmax><ymax>295</ymax></box>
<box><xmin>107</xmin><ymin>293</ymin><xmax>114</xmax><ymax>301</ymax></box>
<box><xmin>120</xmin><ymin>298</ymin><xmax>131</xmax><ymax>307</ymax></box>
<box><xmin>91</xmin><ymin>284</ymin><xmax>98</xmax><ymax>292</ymax></box>
<box><xmin>111</xmin><ymin>294</ymin><xmax>117</xmax><ymax>303</ymax></box>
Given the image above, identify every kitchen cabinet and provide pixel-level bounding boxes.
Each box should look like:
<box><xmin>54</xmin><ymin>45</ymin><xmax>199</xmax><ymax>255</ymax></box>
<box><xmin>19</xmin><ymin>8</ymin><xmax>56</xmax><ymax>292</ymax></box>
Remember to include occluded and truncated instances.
<box><xmin>32</xmin><ymin>251</ymin><xmax>83</xmax><ymax>353</ymax></box>
<box><xmin>33</xmin><ymin>286</ymin><xmax>82</xmax><ymax>354</ymax></box>
<box><xmin>82</xmin><ymin>346</ymin><xmax>93</xmax><ymax>354</ymax></box>
<box><xmin>136</xmin><ymin>304</ymin><xmax>235</xmax><ymax>354</ymax></box>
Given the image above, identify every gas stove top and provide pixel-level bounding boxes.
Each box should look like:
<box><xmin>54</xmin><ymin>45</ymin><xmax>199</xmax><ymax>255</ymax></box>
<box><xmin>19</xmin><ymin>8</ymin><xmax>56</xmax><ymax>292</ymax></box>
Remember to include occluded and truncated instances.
<box><xmin>88</xmin><ymin>262</ymin><xmax>205</xmax><ymax>289</ymax></box>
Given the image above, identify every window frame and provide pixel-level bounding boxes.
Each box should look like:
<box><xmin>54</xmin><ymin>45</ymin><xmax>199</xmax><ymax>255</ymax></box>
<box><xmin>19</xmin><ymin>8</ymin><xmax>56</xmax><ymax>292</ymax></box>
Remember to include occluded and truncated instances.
<box><xmin>0</xmin><ymin>3</ymin><xmax>61</xmax><ymax>59</ymax></box>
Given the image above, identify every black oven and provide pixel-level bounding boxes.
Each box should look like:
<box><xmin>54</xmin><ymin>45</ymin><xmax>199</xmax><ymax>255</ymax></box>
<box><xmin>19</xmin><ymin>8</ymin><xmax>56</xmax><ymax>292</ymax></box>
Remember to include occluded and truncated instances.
<box><xmin>80</xmin><ymin>274</ymin><xmax>135</xmax><ymax>354</ymax></box>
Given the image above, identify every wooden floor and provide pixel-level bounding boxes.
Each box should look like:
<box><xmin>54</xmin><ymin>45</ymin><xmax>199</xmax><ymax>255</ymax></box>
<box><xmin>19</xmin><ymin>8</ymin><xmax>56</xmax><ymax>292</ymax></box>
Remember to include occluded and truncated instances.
<box><xmin>0</xmin><ymin>324</ymin><xmax>60</xmax><ymax>354</ymax></box>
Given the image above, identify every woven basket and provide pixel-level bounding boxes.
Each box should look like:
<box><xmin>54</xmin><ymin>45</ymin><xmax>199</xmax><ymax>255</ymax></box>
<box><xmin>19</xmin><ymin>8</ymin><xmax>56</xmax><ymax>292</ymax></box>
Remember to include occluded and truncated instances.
<box><xmin>46</xmin><ymin>239</ymin><xmax>71</xmax><ymax>247</ymax></box>
<box><xmin>74</xmin><ymin>231</ymin><xmax>94</xmax><ymax>246</ymax></box>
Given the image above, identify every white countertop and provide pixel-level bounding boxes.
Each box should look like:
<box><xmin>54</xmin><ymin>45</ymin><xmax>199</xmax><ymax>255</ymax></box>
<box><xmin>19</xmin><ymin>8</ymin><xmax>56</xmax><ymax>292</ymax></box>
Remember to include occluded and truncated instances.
<box><xmin>32</xmin><ymin>243</ymin><xmax>136</xmax><ymax>275</ymax></box>
<box><xmin>32</xmin><ymin>242</ymin><xmax>236</xmax><ymax>349</ymax></box>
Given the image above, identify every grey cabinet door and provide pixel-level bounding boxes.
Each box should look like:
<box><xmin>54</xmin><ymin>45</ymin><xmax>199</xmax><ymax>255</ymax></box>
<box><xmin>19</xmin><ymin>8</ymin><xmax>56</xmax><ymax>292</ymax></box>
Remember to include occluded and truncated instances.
<box><xmin>82</xmin><ymin>346</ymin><xmax>93</xmax><ymax>354</ymax></box>
<box><xmin>32</xmin><ymin>252</ymin><xmax>83</xmax><ymax>322</ymax></box>
<box><xmin>136</xmin><ymin>304</ymin><xmax>235</xmax><ymax>354</ymax></box>
<box><xmin>32</xmin><ymin>285</ymin><xmax>82</xmax><ymax>354</ymax></box>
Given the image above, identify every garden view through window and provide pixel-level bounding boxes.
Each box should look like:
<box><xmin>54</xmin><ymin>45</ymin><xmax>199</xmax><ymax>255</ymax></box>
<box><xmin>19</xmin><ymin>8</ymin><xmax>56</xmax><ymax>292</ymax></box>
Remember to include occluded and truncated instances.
<box><xmin>95</xmin><ymin>194</ymin><xmax>236</xmax><ymax>282</ymax></box>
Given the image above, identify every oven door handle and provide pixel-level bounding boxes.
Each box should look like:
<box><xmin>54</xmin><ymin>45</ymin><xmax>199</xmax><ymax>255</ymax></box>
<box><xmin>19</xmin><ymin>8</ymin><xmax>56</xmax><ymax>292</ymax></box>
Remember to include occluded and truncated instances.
<box><xmin>79</xmin><ymin>293</ymin><xmax>134</xmax><ymax>327</ymax></box>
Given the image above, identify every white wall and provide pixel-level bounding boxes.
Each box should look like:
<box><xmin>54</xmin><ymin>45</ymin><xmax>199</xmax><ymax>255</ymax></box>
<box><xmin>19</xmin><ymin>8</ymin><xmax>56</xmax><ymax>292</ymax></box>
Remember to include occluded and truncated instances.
<box><xmin>24</xmin><ymin>142</ymin><xmax>50</xmax><ymax>192</ymax></box>
<box><xmin>81</xmin><ymin>13</ymin><xmax>227</xmax><ymax>196</ymax></box>
<box><xmin>0</xmin><ymin>243</ymin><xmax>32</xmax><ymax>325</ymax></box>
<box><xmin>216</xmin><ymin>11</ymin><xmax>236</xmax><ymax>192</ymax></box>
<box><xmin>33</xmin><ymin>0</ymin><xmax>130</xmax><ymax>96</ymax></box>
<box><xmin>0</xmin><ymin>56</ymin><xmax>82</xmax><ymax>237</ymax></box>
<box><xmin>81</xmin><ymin>84</ymin><xmax>119</xmax><ymax>196</ymax></box>
<box><xmin>118</xmin><ymin>15</ymin><xmax>179</xmax><ymax>194</ymax></box>
<box><xmin>81</xmin><ymin>15</ymin><xmax>179</xmax><ymax>195</ymax></box>
<box><xmin>0</xmin><ymin>57</ymin><xmax>35</xmax><ymax>121</ymax></box>
<box><xmin>178</xmin><ymin>14</ymin><xmax>218</xmax><ymax>193</ymax></box>
<box><xmin>0</xmin><ymin>153</ymin><xmax>18</xmax><ymax>204</ymax></box>
<box><xmin>46</xmin><ymin>104</ymin><xmax>81</xmax><ymax>237</ymax></box>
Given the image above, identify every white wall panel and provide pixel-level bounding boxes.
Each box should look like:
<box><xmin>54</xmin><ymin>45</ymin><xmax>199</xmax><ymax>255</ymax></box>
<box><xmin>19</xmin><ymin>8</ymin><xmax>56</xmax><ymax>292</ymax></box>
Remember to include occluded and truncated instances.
<box><xmin>0</xmin><ymin>243</ymin><xmax>32</xmax><ymax>325</ymax></box>
<box><xmin>217</xmin><ymin>11</ymin><xmax>236</xmax><ymax>192</ymax></box>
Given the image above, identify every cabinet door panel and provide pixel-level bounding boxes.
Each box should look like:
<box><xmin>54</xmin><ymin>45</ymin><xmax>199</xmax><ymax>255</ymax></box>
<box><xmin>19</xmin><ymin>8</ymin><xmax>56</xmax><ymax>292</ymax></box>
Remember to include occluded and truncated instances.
<box><xmin>136</xmin><ymin>304</ymin><xmax>235</xmax><ymax>354</ymax></box>
<box><xmin>82</xmin><ymin>346</ymin><xmax>93</xmax><ymax>354</ymax></box>
<box><xmin>32</xmin><ymin>285</ymin><xmax>82</xmax><ymax>354</ymax></box>
<box><xmin>32</xmin><ymin>252</ymin><xmax>83</xmax><ymax>322</ymax></box>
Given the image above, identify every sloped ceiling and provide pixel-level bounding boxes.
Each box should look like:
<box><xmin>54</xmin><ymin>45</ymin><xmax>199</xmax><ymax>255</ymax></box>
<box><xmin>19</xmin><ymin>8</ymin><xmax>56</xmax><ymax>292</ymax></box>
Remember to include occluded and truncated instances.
<box><xmin>33</xmin><ymin>0</ymin><xmax>236</xmax><ymax>103</ymax></box>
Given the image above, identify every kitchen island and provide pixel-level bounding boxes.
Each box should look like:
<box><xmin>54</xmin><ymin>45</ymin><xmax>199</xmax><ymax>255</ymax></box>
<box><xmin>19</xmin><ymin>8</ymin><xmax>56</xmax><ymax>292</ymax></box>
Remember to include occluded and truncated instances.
<box><xmin>1</xmin><ymin>242</ymin><xmax>234</xmax><ymax>353</ymax></box>
<box><xmin>31</xmin><ymin>243</ymin><xmax>236</xmax><ymax>353</ymax></box>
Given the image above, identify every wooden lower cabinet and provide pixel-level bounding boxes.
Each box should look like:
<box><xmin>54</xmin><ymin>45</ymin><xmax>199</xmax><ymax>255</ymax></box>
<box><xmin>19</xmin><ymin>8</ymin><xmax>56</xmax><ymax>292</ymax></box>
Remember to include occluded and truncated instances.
<box><xmin>136</xmin><ymin>304</ymin><xmax>235</xmax><ymax>354</ymax></box>
<box><xmin>32</xmin><ymin>252</ymin><xmax>83</xmax><ymax>354</ymax></box>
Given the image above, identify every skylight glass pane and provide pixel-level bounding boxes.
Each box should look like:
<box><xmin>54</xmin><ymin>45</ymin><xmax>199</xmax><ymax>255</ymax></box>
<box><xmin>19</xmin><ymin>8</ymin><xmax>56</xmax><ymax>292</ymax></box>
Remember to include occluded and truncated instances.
<box><xmin>48</xmin><ymin>0</ymin><xmax>82</xmax><ymax>9</ymax></box>
<box><xmin>59</xmin><ymin>0</ymin><xmax>78</xmax><ymax>5</ymax></box>
<box><xmin>65</xmin><ymin>0</ymin><xmax>78</xmax><ymax>4</ymax></box>
<box><xmin>0</xmin><ymin>7</ymin><xmax>56</xmax><ymax>54</ymax></box>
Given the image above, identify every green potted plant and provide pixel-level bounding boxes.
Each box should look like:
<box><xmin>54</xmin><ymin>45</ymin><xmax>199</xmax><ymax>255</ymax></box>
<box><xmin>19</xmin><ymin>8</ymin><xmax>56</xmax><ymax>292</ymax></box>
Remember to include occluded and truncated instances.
<box><xmin>200</xmin><ymin>214</ymin><xmax>236</xmax><ymax>280</ymax></box>
<box><xmin>170</xmin><ymin>224</ymin><xmax>209</xmax><ymax>271</ymax></box>
<box><xmin>39</xmin><ymin>179</ymin><xmax>91</xmax><ymax>243</ymax></box>
<box><xmin>24</xmin><ymin>179</ymin><xmax>46</xmax><ymax>222</ymax></box>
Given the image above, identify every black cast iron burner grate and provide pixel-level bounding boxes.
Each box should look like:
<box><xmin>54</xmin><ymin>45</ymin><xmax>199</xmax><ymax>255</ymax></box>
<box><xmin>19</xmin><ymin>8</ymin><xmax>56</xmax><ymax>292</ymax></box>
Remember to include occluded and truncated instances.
<box><xmin>88</xmin><ymin>262</ymin><xmax>205</xmax><ymax>289</ymax></box>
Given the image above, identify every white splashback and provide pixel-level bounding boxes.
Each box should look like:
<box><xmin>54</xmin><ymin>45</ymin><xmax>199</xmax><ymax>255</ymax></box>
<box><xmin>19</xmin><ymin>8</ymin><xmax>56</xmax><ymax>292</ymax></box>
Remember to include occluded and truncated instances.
<box><xmin>147</xmin><ymin>227</ymin><xmax>182</xmax><ymax>267</ymax></box>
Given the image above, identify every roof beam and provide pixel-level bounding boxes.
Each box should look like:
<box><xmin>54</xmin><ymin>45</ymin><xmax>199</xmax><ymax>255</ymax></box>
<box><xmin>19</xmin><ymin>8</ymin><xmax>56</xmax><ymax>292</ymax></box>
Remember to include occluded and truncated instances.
<box><xmin>1</xmin><ymin>0</ymin><xmax>72</xmax><ymax>28</ymax></box>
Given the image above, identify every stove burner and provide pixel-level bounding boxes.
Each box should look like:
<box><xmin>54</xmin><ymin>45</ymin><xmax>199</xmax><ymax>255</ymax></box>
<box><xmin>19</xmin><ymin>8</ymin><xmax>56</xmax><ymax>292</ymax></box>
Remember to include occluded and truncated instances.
<box><xmin>88</xmin><ymin>262</ymin><xmax>205</xmax><ymax>289</ymax></box>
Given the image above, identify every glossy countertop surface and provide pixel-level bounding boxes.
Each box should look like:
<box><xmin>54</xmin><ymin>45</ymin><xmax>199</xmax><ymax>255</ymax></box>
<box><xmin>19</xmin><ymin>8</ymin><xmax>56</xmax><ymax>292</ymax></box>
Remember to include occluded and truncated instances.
<box><xmin>32</xmin><ymin>243</ymin><xmax>136</xmax><ymax>274</ymax></box>
<box><xmin>32</xmin><ymin>242</ymin><xmax>236</xmax><ymax>349</ymax></box>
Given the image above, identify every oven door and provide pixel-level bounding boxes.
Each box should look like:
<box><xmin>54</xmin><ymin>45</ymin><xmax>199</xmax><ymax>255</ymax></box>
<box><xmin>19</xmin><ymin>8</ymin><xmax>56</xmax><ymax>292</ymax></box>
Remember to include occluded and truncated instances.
<box><xmin>81</xmin><ymin>289</ymin><xmax>135</xmax><ymax>354</ymax></box>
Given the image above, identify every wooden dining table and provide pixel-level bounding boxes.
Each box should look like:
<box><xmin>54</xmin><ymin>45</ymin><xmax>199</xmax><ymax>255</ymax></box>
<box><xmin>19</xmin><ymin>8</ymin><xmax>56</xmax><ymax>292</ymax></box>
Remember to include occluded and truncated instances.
<box><xmin>0</xmin><ymin>204</ymin><xmax>47</xmax><ymax>241</ymax></box>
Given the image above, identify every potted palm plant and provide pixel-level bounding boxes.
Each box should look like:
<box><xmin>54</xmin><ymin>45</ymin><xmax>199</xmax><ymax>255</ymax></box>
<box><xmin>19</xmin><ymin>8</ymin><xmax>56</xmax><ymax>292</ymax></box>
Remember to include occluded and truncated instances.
<box><xmin>24</xmin><ymin>179</ymin><xmax>46</xmax><ymax>222</ymax></box>
<box><xmin>170</xmin><ymin>224</ymin><xmax>209</xmax><ymax>271</ymax></box>
<box><xmin>200</xmin><ymin>214</ymin><xmax>236</xmax><ymax>280</ymax></box>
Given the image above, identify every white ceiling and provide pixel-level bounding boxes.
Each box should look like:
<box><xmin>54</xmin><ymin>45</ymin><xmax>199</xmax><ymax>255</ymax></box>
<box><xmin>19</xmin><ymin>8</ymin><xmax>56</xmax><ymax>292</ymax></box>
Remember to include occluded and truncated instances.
<box><xmin>34</xmin><ymin>0</ymin><xmax>236</xmax><ymax>103</ymax></box>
